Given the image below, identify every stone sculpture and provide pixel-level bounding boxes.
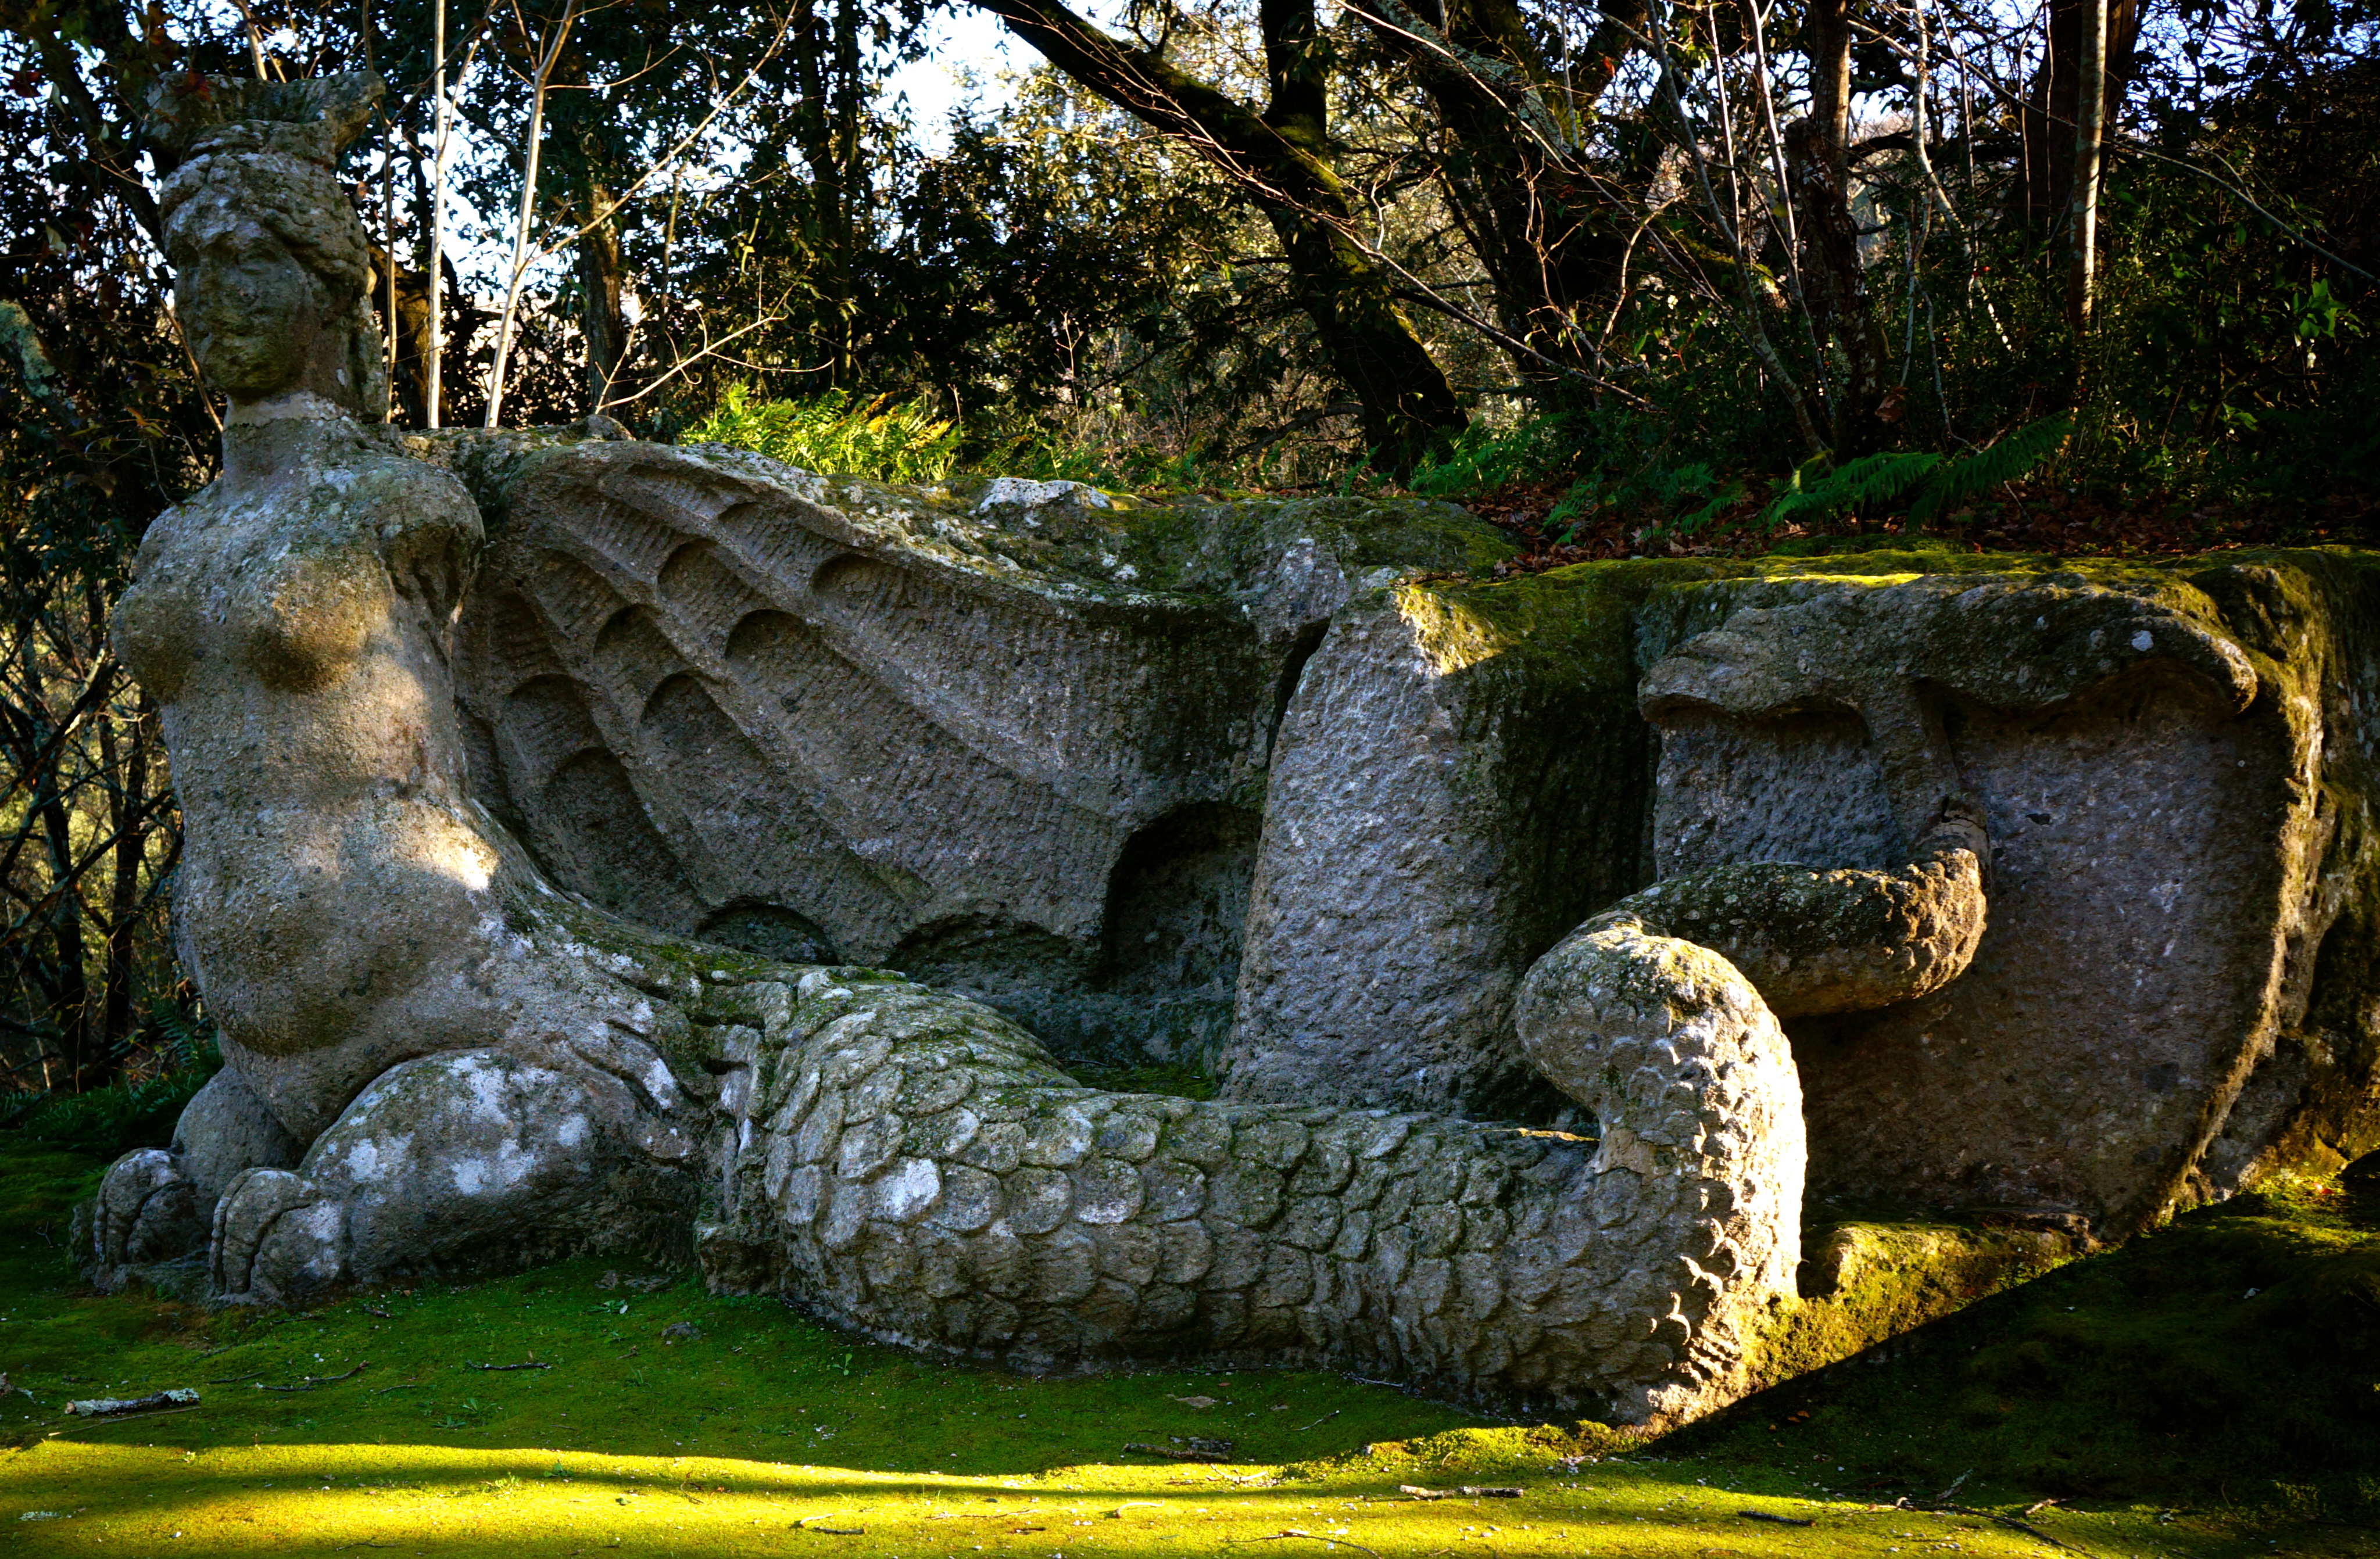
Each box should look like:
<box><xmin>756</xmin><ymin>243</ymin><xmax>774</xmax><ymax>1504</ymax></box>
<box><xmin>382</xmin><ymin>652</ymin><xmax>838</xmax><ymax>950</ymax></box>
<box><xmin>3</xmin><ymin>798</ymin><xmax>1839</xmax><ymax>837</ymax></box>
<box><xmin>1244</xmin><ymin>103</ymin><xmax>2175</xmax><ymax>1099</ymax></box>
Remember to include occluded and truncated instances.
<box><xmin>449</xmin><ymin>439</ymin><xmax>2379</xmax><ymax>1242</ymax></box>
<box><xmin>94</xmin><ymin>73</ymin><xmax>706</xmax><ymax>1292</ymax></box>
<box><xmin>81</xmin><ymin>71</ymin><xmax>2380</xmax><ymax>1430</ymax></box>
<box><xmin>1633</xmin><ymin>570</ymin><xmax>2371</xmax><ymax>1232</ymax></box>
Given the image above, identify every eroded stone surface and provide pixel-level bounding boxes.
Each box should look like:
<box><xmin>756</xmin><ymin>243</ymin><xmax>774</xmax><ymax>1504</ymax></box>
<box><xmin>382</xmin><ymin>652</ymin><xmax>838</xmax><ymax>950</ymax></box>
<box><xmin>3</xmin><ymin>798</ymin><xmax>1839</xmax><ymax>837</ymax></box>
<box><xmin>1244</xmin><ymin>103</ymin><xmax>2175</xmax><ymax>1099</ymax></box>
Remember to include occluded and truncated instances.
<box><xmin>1511</xmin><ymin>795</ymin><xmax>1988</xmax><ymax>1399</ymax></box>
<box><xmin>448</xmin><ymin>463</ymin><xmax>1660</xmax><ymax>1124</ymax></box>
<box><xmin>695</xmin><ymin>965</ymin><xmax>1792</xmax><ymax>1422</ymax></box>
<box><xmin>87</xmin><ymin>73</ymin><xmax>708</xmax><ymax>1298</ymax></box>
<box><xmin>1219</xmin><ymin>593</ymin><xmax>1638</xmax><ymax>1121</ymax></box>
<box><xmin>1635</xmin><ymin>562</ymin><xmax>2380</xmax><ymax>1232</ymax></box>
<box><xmin>1589</xmin><ymin>807</ymin><xmax>1991</xmax><ymax>1022</ymax></box>
<box><xmin>77</xmin><ymin>73</ymin><xmax>1821</xmax><ymax>1422</ymax></box>
<box><xmin>170</xmin><ymin>1068</ymin><xmax>301</xmax><ymax>1213</ymax></box>
<box><xmin>446</xmin><ymin>439</ymin><xmax>1520</xmax><ymax>1080</ymax></box>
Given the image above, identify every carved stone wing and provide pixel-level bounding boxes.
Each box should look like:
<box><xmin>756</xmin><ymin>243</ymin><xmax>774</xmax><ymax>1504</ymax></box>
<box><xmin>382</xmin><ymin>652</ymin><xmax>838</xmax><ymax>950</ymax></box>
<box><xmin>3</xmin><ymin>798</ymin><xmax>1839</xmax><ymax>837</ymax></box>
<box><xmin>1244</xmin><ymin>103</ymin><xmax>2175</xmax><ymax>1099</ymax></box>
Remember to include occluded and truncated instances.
<box><xmin>452</xmin><ymin>443</ymin><xmax>1280</xmax><ymax>1056</ymax></box>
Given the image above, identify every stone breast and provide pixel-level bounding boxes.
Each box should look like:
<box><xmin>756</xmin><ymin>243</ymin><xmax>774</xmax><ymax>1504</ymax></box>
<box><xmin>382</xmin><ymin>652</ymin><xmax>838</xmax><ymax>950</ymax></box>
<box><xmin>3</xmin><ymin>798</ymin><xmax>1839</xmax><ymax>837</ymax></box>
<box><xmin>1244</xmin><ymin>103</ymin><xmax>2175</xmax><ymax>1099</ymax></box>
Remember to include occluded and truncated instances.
<box><xmin>117</xmin><ymin>490</ymin><xmax>391</xmax><ymax>700</ymax></box>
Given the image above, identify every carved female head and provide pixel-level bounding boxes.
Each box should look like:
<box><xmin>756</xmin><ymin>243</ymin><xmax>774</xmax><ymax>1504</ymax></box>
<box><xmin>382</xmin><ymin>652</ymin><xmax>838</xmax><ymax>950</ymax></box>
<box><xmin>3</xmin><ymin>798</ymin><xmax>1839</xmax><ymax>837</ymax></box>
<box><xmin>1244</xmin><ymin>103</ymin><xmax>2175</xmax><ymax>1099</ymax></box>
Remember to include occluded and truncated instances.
<box><xmin>150</xmin><ymin>74</ymin><xmax>388</xmax><ymax>414</ymax></box>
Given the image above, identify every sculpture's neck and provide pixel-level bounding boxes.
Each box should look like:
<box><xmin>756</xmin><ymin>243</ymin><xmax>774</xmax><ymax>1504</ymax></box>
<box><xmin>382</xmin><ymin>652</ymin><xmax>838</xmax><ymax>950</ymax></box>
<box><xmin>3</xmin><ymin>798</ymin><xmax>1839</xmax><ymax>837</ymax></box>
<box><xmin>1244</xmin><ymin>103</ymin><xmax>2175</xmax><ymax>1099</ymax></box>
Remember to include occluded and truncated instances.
<box><xmin>220</xmin><ymin>392</ymin><xmax>365</xmax><ymax>484</ymax></box>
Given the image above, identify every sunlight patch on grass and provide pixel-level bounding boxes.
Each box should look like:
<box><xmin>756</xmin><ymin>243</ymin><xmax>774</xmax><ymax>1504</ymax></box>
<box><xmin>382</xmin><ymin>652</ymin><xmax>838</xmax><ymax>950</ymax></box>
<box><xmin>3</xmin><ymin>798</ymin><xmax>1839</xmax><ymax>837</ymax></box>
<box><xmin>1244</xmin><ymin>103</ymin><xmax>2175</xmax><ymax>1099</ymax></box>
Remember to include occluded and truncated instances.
<box><xmin>4</xmin><ymin>1140</ymin><xmax>2372</xmax><ymax>1556</ymax></box>
<box><xmin>0</xmin><ymin>1436</ymin><xmax>2172</xmax><ymax>1558</ymax></box>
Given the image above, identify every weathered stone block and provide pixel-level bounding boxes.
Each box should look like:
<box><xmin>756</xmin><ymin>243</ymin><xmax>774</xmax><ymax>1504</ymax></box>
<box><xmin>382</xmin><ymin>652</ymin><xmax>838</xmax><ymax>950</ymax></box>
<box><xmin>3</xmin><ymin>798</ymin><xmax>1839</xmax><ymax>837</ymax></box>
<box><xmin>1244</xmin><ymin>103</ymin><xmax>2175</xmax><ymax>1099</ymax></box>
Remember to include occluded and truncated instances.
<box><xmin>1631</xmin><ymin>555</ymin><xmax>2380</xmax><ymax>1235</ymax></box>
<box><xmin>996</xmin><ymin>1166</ymin><xmax>1070</xmax><ymax>1235</ymax></box>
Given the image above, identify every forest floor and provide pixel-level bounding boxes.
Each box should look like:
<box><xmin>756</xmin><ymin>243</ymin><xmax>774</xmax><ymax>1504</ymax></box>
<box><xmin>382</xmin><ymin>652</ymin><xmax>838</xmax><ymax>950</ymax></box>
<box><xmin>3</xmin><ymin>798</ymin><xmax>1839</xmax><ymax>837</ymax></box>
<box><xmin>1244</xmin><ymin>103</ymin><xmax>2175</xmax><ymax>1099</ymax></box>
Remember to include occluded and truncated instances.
<box><xmin>1</xmin><ymin>1141</ymin><xmax>2374</xmax><ymax>1559</ymax></box>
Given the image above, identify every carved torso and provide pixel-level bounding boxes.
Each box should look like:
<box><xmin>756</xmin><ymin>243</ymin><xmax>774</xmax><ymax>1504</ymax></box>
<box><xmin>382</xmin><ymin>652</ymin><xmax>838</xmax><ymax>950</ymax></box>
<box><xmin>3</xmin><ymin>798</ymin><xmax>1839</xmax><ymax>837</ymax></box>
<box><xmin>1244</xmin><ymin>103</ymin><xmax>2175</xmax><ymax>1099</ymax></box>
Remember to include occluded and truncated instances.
<box><xmin>112</xmin><ymin>417</ymin><xmax>504</xmax><ymax>1130</ymax></box>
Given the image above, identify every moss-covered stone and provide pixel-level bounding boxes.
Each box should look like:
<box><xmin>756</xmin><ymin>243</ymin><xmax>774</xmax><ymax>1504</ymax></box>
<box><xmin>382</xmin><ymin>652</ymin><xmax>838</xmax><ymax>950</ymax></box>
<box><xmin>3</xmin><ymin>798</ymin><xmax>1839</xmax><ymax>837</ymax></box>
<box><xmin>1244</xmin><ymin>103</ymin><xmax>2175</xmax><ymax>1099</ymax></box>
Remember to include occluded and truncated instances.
<box><xmin>1617</xmin><ymin>546</ymin><xmax>2380</xmax><ymax>1236</ymax></box>
<box><xmin>1391</xmin><ymin>543</ymin><xmax>2378</xmax><ymax>1242</ymax></box>
<box><xmin>1746</xmin><ymin>1218</ymin><xmax>2078</xmax><ymax>1390</ymax></box>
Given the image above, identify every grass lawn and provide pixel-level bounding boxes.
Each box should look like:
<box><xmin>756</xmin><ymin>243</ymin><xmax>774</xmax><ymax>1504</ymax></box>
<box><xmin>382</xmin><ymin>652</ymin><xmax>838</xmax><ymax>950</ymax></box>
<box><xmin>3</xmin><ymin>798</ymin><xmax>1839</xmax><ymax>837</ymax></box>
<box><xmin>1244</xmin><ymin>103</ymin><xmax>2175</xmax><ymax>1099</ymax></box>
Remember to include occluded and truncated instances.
<box><xmin>3</xmin><ymin>1139</ymin><xmax>2374</xmax><ymax>1558</ymax></box>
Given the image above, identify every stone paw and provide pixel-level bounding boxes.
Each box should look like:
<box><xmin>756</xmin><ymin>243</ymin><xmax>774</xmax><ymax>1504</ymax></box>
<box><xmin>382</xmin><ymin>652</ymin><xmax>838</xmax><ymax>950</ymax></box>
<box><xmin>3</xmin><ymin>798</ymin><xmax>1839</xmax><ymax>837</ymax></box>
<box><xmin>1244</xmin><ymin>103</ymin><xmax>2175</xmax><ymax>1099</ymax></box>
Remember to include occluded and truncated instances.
<box><xmin>87</xmin><ymin>1148</ymin><xmax>208</xmax><ymax>1292</ymax></box>
<box><xmin>209</xmin><ymin>1167</ymin><xmax>348</xmax><ymax>1303</ymax></box>
<box><xmin>204</xmin><ymin>1048</ymin><xmax>697</xmax><ymax>1302</ymax></box>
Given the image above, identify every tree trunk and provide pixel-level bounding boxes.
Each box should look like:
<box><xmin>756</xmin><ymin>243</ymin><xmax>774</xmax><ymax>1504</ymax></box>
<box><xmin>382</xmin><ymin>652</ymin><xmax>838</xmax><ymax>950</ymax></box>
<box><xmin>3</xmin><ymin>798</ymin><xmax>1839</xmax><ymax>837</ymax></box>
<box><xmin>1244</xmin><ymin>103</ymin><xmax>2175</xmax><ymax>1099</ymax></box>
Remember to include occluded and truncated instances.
<box><xmin>98</xmin><ymin>684</ymin><xmax>150</xmax><ymax>1060</ymax></box>
<box><xmin>1785</xmin><ymin>1</ymin><xmax>1891</xmax><ymax>457</ymax></box>
<box><xmin>2020</xmin><ymin>0</ymin><xmax>2142</xmax><ymax>239</ymax></box>
<box><xmin>549</xmin><ymin>46</ymin><xmax>632</xmax><ymax>421</ymax></box>
<box><xmin>968</xmin><ymin>0</ymin><xmax>1463</xmax><ymax>471</ymax></box>
<box><xmin>428</xmin><ymin>0</ymin><xmax>451</xmax><ymax>429</ymax></box>
<box><xmin>785</xmin><ymin>0</ymin><xmax>861</xmax><ymax>383</ymax></box>
<box><xmin>371</xmin><ymin>245</ymin><xmax>438</xmax><ymax>426</ymax></box>
<box><xmin>829</xmin><ymin>0</ymin><xmax>863</xmax><ymax>380</ymax></box>
<box><xmin>1259</xmin><ymin>0</ymin><xmax>1327</xmax><ymax>147</ymax></box>
<box><xmin>1355</xmin><ymin>0</ymin><xmax>1652</xmax><ymax>380</ymax></box>
<box><xmin>23</xmin><ymin>657</ymin><xmax>92</xmax><ymax>1087</ymax></box>
<box><xmin>2066</xmin><ymin>0</ymin><xmax>2109</xmax><ymax>376</ymax></box>
<box><xmin>1250</xmin><ymin>0</ymin><xmax>1462</xmax><ymax>457</ymax></box>
<box><xmin>39</xmin><ymin>786</ymin><xmax>92</xmax><ymax>1089</ymax></box>
<box><xmin>406</xmin><ymin>130</ymin><xmax>452</xmax><ymax>427</ymax></box>
<box><xmin>8</xmin><ymin>635</ymin><xmax>93</xmax><ymax>1087</ymax></box>
<box><xmin>1806</xmin><ymin>0</ymin><xmax>1852</xmax><ymax>182</ymax></box>
<box><xmin>1261</xmin><ymin>207</ymin><xmax>1468</xmax><ymax>470</ymax></box>
<box><xmin>578</xmin><ymin>185</ymin><xmax>630</xmax><ymax>417</ymax></box>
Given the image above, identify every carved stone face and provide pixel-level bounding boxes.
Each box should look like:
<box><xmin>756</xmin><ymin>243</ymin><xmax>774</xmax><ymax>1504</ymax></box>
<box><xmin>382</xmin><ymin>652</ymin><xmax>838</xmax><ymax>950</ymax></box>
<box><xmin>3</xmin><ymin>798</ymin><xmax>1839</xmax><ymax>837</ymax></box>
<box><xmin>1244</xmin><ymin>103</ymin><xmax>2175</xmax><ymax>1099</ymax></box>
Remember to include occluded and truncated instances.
<box><xmin>178</xmin><ymin>225</ymin><xmax>339</xmax><ymax>404</ymax></box>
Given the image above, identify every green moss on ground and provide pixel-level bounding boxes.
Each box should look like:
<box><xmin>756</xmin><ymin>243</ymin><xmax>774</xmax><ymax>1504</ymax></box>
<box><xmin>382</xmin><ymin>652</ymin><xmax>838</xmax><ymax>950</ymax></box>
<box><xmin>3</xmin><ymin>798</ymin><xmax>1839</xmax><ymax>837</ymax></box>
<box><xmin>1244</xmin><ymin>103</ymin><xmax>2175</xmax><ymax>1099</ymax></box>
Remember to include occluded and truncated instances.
<box><xmin>1749</xmin><ymin>1220</ymin><xmax>2078</xmax><ymax>1390</ymax></box>
<box><xmin>1677</xmin><ymin>1174</ymin><xmax>2380</xmax><ymax>1525</ymax></box>
<box><xmin>5</xmin><ymin>1139</ymin><xmax>2374</xmax><ymax>1555</ymax></box>
<box><xmin>0</xmin><ymin>1143</ymin><xmax>105</xmax><ymax>1231</ymax></box>
<box><xmin>1062</xmin><ymin>1056</ymin><xmax>1221</xmax><ymax>1101</ymax></box>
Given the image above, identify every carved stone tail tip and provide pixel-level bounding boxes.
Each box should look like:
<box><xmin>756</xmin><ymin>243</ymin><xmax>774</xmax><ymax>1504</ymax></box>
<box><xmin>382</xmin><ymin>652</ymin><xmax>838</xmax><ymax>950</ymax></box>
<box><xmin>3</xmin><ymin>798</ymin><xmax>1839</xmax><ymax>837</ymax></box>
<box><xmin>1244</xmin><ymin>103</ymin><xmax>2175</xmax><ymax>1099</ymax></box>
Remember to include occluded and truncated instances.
<box><xmin>1919</xmin><ymin>795</ymin><xmax>1992</xmax><ymax>873</ymax></box>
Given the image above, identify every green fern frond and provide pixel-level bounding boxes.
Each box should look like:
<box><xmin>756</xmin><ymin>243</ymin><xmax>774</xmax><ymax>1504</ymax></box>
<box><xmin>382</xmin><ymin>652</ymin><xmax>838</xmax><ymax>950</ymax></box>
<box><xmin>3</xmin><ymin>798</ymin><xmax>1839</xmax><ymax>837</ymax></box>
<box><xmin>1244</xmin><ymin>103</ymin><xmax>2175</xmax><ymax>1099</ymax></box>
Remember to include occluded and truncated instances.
<box><xmin>1672</xmin><ymin>479</ymin><xmax>1750</xmax><ymax>536</ymax></box>
<box><xmin>688</xmin><ymin>387</ymin><xmax>962</xmax><ymax>485</ymax></box>
<box><xmin>1755</xmin><ymin>457</ymin><xmax>1826</xmax><ymax>532</ymax></box>
<box><xmin>1749</xmin><ymin>420</ymin><xmax>2067</xmax><ymax>536</ymax></box>
<box><xmin>1405</xmin><ymin>418</ymin><xmax>1569</xmax><ymax>498</ymax></box>
<box><xmin>1910</xmin><ymin>417</ymin><xmax>2072</xmax><ymax>524</ymax></box>
<box><xmin>149</xmin><ymin>998</ymin><xmax>220</xmax><ymax>1076</ymax></box>
<box><xmin>1756</xmin><ymin>449</ymin><xmax>1940</xmax><ymax>531</ymax></box>
<box><xmin>19</xmin><ymin>1070</ymin><xmax>211</xmax><ymax>1155</ymax></box>
<box><xmin>1545</xmin><ymin>479</ymin><xmax>1596</xmax><ymax>538</ymax></box>
<box><xmin>1833</xmin><ymin>451</ymin><xmax>1945</xmax><ymax>508</ymax></box>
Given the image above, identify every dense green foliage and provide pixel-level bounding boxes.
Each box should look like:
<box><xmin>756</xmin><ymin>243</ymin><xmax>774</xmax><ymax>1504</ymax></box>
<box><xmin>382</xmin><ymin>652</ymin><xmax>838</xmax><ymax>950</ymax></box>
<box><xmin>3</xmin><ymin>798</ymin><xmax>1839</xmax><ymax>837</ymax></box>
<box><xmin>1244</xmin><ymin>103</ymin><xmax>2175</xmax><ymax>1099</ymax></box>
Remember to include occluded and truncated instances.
<box><xmin>0</xmin><ymin>1003</ymin><xmax>217</xmax><ymax>1155</ymax></box>
<box><xmin>0</xmin><ymin>1070</ymin><xmax>207</xmax><ymax>1155</ymax></box>
<box><xmin>685</xmin><ymin>385</ymin><xmax>964</xmax><ymax>482</ymax></box>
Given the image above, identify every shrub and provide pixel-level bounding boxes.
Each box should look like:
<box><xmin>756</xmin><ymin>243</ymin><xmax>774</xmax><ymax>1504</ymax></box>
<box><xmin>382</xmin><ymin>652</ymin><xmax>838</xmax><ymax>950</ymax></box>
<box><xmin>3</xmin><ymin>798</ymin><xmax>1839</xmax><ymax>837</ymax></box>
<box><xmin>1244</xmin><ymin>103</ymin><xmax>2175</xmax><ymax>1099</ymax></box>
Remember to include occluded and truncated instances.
<box><xmin>0</xmin><ymin>1001</ymin><xmax>221</xmax><ymax>1156</ymax></box>
<box><xmin>686</xmin><ymin>386</ymin><xmax>963</xmax><ymax>485</ymax></box>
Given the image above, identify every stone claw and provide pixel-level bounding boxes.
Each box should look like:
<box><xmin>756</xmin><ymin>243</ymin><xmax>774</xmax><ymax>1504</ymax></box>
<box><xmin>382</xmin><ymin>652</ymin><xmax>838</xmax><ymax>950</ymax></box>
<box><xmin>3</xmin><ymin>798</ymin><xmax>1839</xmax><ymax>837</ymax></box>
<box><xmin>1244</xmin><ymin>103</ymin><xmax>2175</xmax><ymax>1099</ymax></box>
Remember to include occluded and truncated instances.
<box><xmin>87</xmin><ymin>1148</ymin><xmax>208</xmax><ymax>1292</ymax></box>
<box><xmin>210</xmin><ymin>1167</ymin><xmax>347</xmax><ymax>1303</ymax></box>
<box><xmin>207</xmin><ymin>1048</ymin><xmax>696</xmax><ymax>1302</ymax></box>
